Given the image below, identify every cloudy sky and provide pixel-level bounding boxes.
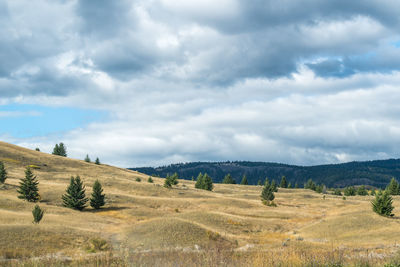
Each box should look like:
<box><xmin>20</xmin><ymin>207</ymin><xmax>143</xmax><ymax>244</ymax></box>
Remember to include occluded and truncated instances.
<box><xmin>1</xmin><ymin>0</ymin><xmax>400</xmax><ymax>167</ymax></box>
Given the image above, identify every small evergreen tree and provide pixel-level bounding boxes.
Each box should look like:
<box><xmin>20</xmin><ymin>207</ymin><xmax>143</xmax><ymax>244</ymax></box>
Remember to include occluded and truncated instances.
<box><xmin>257</xmin><ymin>179</ymin><xmax>262</xmax><ymax>186</ymax></box>
<box><xmin>148</xmin><ymin>177</ymin><xmax>154</xmax><ymax>183</ymax></box>
<box><xmin>333</xmin><ymin>188</ymin><xmax>342</xmax><ymax>196</ymax></box>
<box><xmin>264</xmin><ymin>178</ymin><xmax>270</xmax><ymax>186</ymax></box>
<box><xmin>35</xmin><ymin>148</ymin><xmax>40</xmax><ymax>151</ymax></box>
<box><xmin>294</xmin><ymin>182</ymin><xmax>299</xmax><ymax>189</ymax></box>
<box><xmin>17</xmin><ymin>167</ymin><xmax>40</xmax><ymax>202</ymax></box>
<box><xmin>261</xmin><ymin>182</ymin><xmax>275</xmax><ymax>205</ymax></box>
<box><xmin>270</xmin><ymin>180</ymin><xmax>278</xmax><ymax>192</ymax></box>
<box><xmin>357</xmin><ymin>185</ymin><xmax>368</xmax><ymax>196</ymax></box>
<box><xmin>240</xmin><ymin>175</ymin><xmax>248</xmax><ymax>185</ymax></box>
<box><xmin>386</xmin><ymin>178</ymin><xmax>400</xmax><ymax>195</ymax></box>
<box><xmin>32</xmin><ymin>205</ymin><xmax>44</xmax><ymax>224</ymax></box>
<box><xmin>287</xmin><ymin>182</ymin><xmax>292</xmax><ymax>188</ymax></box>
<box><xmin>95</xmin><ymin>157</ymin><xmax>100</xmax><ymax>165</ymax></box>
<box><xmin>0</xmin><ymin>161</ymin><xmax>7</xmax><ymax>183</ymax></box>
<box><xmin>372</xmin><ymin>190</ymin><xmax>394</xmax><ymax>217</ymax></box>
<box><xmin>164</xmin><ymin>173</ymin><xmax>179</xmax><ymax>188</ymax></box>
<box><xmin>280</xmin><ymin>176</ymin><xmax>287</xmax><ymax>188</ymax></box>
<box><xmin>344</xmin><ymin>186</ymin><xmax>356</xmax><ymax>196</ymax></box>
<box><xmin>202</xmin><ymin>173</ymin><xmax>213</xmax><ymax>191</ymax></box>
<box><xmin>195</xmin><ymin>172</ymin><xmax>204</xmax><ymax>189</ymax></box>
<box><xmin>62</xmin><ymin>176</ymin><xmax>88</xmax><ymax>210</ymax></box>
<box><xmin>222</xmin><ymin>174</ymin><xmax>235</xmax><ymax>184</ymax></box>
<box><xmin>90</xmin><ymin>180</ymin><xmax>105</xmax><ymax>209</ymax></box>
<box><xmin>370</xmin><ymin>188</ymin><xmax>376</xmax><ymax>196</ymax></box>
<box><xmin>305</xmin><ymin>179</ymin><xmax>316</xmax><ymax>191</ymax></box>
<box><xmin>316</xmin><ymin>184</ymin><xmax>323</xmax><ymax>193</ymax></box>
<box><xmin>85</xmin><ymin>154</ymin><xmax>91</xmax><ymax>163</ymax></box>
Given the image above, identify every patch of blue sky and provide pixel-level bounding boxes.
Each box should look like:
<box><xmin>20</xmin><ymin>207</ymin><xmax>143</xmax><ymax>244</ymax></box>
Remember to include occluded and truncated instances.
<box><xmin>0</xmin><ymin>104</ymin><xmax>108</xmax><ymax>138</ymax></box>
<box><xmin>393</xmin><ymin>40</ymin><xmax>400</xmax><ymax>48</ymax></box>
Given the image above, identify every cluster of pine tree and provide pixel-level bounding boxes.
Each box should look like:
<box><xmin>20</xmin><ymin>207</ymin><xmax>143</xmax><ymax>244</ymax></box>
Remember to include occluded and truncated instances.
<box><xmin>52</xmin><ymin>143</ymin><xmax>67</xmax><ymax>157</ymax></box>
<box><xmin>62</xmin><ymin>176</ymin><xmax>105</xmax><ymax>210</ymax></box>
<box><xmin>386</xmin><ymin>178</ymin><xmax>400</xmax><ymax>195</ymax></box>
<box><xmin>195</xmin><ymin>172</ymin><xmax>213</xmax><ymax>191</ymax></box>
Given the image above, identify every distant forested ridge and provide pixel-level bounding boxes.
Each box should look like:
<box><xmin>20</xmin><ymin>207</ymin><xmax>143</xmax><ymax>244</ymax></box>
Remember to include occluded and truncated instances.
<box><xmin>130</xmin><ymin>159</ymin><xmax>400</xmax><ymax>188</ymax></box>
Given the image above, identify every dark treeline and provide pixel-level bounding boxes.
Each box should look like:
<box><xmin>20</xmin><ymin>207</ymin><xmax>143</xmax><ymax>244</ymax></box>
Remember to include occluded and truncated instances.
<box><xmin>130</xmin><ymin>159</ymin><xmax>400</xmax><ymax>188</ymax></box>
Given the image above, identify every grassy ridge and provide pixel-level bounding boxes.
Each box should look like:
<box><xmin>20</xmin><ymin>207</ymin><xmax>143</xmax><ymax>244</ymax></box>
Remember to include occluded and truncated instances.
<box><xmin>1</xmin><ymin>141</ymin><xmax>400</xmax><ymax>266</ymax></box>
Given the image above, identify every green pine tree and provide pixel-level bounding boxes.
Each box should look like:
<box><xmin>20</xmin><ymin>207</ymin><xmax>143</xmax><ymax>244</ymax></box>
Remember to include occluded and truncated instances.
<box><xmin>333</xmin><ymin>188</ymin><xmax>342</xmax><ymax>196</ymax></box>
<box><xmin>195</xmin><ymin>172</ymin><xmax>204</xmax><ymax>189</ymax></box>
<box><xmin>316</xmin><ymin>184</ymin><xmax>323</xmax><ymax>193</ymax></box>
<box><xmin>294</xmin><ymin>182</ymin><xmax>299</xmax><ymax>189</ymax></box>
<box><xmin>386</xmin><ymin>178</ymin><xmax>400</xmax><ymax>195</ymax></box>
<box><xmin>240</xmin><ymin>175</ymin><xmax>248</xmax><ymax>185</ymax></box>
<box><xmin>305</xmin><ymin>179</ymin><xmax>316</xmax><ymax>191</ymax></box>
<box><xmin>372</xmin><ymin>190</ymin><xmax>394</xmax><ymax>217</ymax></box>
<box><xmin>164</xmin><ymin>173</ymin><xmax>179</xmax><ymax>188</ymax></box>
<box><xmin>90</xmin><ymin>180</ymin><xmax>105</xmax><ymax>209</ymax></box>
<box><xmin>287</xmin><ymin>182</ymin><xmax>292</xmax><ymax>188</ymax></box>
<box><xmin>222</xmin><ymin>174</ymin><xmax>235</xmax><ymax>184</ymax></box>
<box><xmin>17</xmin><ymin>167</ymin><xmax>40</xmax><ymax>202</ymax></box>
<box><xmin>257</xmin><ymin>179</ymin><xmax>262</xmax><ymax>186</ymax></box>
<box><xmin>0</xmin><ymin>161</ymin><xmax>7</xmax><ymax>183</ymax></box>
<box><xmin>62</xmin><ymin>176</ymin><xmax>88</xmax><ymax>210</ymax></box>
<box><xmin>85</xmin><ymin>154</ymin><xmax>91</xmax><ymax>163</ymax></box>
<box><xmin>280</xmin><ymin>176</ymin><xmax>287</xmax><ymax>188</ymax></box>
<box><xmin>270</xmin><ymin>180</ymin><xmax>278</xmax><ymax>192</ymax></box>
<box><xmin>32</xmin><ymin>204</ymin><xmax>44</xmax><ymax>224</ymax></box>
<box><xmin>344</xmin><ymin>186</ymin><xmax>356</xmax><ymax>196</ymax></box>
<box><xmin>261</xmin><ymin>183</ymin><xmax>275</xmax><ymax>206</ymax></box>
<box><xmin>370</xmin><ymin>188</ymin><xmax>376</xmax><ymax>196</ymax></box>
<box><xmin>357</xmin><ymin>185</ymin><xmax>368</xmax><ymax>196</ymax></box>
<box><xmin>148</xmin><ymin>177</ymin><xmax>154</xmax><ymax>183</ymax></box>
<box><xmin>202</xmin><ymin>173</ymin><xmax>213</xmax><ymax>191</ymax></box>
<box><xmin>95</xmin><ymin>157</ymin><xmax>100</xmax><ymax>165</ymax></box>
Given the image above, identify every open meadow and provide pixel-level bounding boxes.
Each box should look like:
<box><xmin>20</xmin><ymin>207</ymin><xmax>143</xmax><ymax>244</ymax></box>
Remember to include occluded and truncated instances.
<box><xmin>1</xmin><ymin>141</ymin><xmax>400</xmax><ymax>266</ymax></box>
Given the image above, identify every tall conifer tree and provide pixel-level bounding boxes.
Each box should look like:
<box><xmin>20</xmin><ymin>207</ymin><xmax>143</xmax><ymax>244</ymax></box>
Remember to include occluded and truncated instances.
<box><xmin>17</xmin><ymin>167</ymin><xmax>40</xmax><ymax>202</ymax></box>
<box><xmin>0</xmin><ymin>161</ymin><xmax>7</xmax><ymax>183</ymax></box>
<box><xmin>90</xmin><ymin>180</ymin><xmax>105</xmax><ymax>209</ymax></box>
<box><xmin>62</xmin><ymin>176</ymin><xmax>88</xmax><ymax>210</ymax></box>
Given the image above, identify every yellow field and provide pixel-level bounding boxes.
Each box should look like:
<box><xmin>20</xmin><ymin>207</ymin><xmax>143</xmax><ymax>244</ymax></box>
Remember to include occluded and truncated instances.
<box><xmin>1</xmin><ymin>141</ymin><xmax>400</xmax><ymax>266</ymax></box>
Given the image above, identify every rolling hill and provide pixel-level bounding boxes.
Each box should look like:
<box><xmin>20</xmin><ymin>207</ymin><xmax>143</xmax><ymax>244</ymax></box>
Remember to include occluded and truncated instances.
<box><xmin>1</xmin><ymin>141</ymin><xmax>400</xmax><ymax>266</ymax></box>
<box><xmin>131</xmin><ymin>159</ymin><xmax>400</xmax><ymax>188</ymax></box>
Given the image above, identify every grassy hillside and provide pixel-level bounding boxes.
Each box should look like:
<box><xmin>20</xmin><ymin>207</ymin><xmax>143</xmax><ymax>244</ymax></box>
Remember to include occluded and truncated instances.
<box><xmin>1</xmin><ymin>141</ymin><xmax>400</xmax><ymax>266</ymax></box>
<box><xmin>132</xmin><ymin>160</ymin><xmax>400</xmax><ymax>188</ymax></box>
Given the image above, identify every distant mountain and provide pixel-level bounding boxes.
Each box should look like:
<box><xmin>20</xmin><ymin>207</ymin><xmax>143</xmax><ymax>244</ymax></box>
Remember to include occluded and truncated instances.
<box><xmin>130</xmin><ymin>159</ymin><xmax>400</xmax><ymax>188</ymax></box>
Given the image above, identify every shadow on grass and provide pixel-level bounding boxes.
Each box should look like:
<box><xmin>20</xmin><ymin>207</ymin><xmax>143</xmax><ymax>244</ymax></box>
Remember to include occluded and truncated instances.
<box><xmin>86</xmin><ymin>206</ymin><xmax>130</xmax><ymax>213</ymax></box>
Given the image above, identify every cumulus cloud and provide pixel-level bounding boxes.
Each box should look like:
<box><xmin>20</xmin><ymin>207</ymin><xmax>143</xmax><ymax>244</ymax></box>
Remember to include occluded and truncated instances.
<box><xmin>2</xmin><ymin>0</ymin><xmax>400</xmax><ymax>166</ymax></box>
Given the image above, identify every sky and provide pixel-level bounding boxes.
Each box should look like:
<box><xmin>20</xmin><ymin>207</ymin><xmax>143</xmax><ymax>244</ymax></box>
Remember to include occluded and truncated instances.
<box><xmin>1</xmin><ymin>0</ymin><xmax>400</xmax><ymax>167</ymax></box>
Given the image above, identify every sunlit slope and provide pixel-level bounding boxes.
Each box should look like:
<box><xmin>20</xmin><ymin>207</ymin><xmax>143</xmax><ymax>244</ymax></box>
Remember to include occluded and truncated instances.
<box><xmin>1</xmin><ymin>141</ymin><xmax>400</xmax><ymax>264</ymax></box>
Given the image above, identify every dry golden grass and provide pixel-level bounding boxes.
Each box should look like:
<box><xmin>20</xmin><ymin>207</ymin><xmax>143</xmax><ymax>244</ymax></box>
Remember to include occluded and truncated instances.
<box><xmin>2</xmin><ymin>141</ymin><xmax>400</xmax><ymax>266</ymax></box>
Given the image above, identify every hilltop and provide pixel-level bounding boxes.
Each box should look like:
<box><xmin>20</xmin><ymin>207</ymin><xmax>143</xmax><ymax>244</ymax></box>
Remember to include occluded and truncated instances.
<box><xmin>132</xmin><ymin>159</ymin><xmax>400</xmax><ymax>188</ymax></box>
<box><xmin>1</xmin><ymin>141</ymin><xmax>400</xmax><ymax>266</ymax></box>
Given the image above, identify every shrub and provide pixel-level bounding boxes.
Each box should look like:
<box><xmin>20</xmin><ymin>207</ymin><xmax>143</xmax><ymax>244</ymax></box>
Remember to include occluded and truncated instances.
<box><xmin>372</xmin><ymin>190</ymin><xmax>394</xmax><ymax>217</ymax></box>
<box><xmin>305</xmin><ymin>179</ymin><xmax>316</xmax><ymax>191</ymax></box>
<box><xmin>90</xmin><ymin>180</ymin><xmax>105</xmax><ymax>209</ymax></box>
<box><xmin>32</xmin><ymin>205</ymin><xmax>44</xmax><ymax>224</ymax></box>
<box><xmin>195</xmin><ymin>173</ymin><xmax>213</xmax><ymax>191</ymax></box>
<box><xmin>17</xmin><ymin>167</ymin><xmax>40</xmax><ymax>202</ymax></box>
<box><xmin>148</xmin><ymin>177</ymin><xmax>154</xmax><ymax>183</ymax></box>
<box><xmin>136</xmin><ymin>177</ymin><xmax>141</xmax><ymax>182</ymax></box>
<box><xmin>164</xmin><ymin>173</ymin><xmax>178</xmax><ymax>188</ymax></box>
<box><xmin>62</xmin><ymin>176</ymin><xmax>88</xmax><ymax>210</ymax></box>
